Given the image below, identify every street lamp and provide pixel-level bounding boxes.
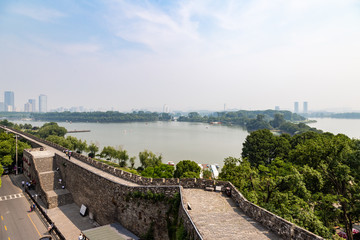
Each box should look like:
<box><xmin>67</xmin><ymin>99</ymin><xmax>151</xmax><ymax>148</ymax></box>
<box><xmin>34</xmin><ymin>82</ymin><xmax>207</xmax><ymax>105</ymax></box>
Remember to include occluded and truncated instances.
<box><xmin>15</xmin><ymin>134</ymin><xmax>18</xmax><ymax>175</ymax></box>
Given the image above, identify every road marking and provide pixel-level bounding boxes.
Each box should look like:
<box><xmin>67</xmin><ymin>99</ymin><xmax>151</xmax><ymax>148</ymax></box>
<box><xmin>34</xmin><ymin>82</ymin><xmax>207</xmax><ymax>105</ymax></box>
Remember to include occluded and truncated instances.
<box><xmin>27</xmin><ymin>213</ymin><xmax>42</xmax><ymax>237</ymax></box>
<box><xmin>0</xmin><ymin>194</ymin><xmax>24</xmax><ymax>201</ymax></box>
<box><xmin>4</xmin><ymin>225</ymin><xmax>7</xmax><ymax>231</ymax></box>
<box><xmin>1</xmin><ymin>215</ymin><xmax>3</xmax><ymax>220</ymax></box>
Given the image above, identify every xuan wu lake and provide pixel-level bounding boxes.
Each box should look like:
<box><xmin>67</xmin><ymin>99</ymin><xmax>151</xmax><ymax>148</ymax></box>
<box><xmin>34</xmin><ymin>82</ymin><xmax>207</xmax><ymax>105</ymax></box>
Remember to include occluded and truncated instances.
<box><xmin>13</xmin><ymin>117</ymin><xmax>360</xmax><ymax>167</ymax></box>
<box><xmin>13</xmin><ymin>120</ymin><xmax>248</xmax><ymax>167</ymax></box>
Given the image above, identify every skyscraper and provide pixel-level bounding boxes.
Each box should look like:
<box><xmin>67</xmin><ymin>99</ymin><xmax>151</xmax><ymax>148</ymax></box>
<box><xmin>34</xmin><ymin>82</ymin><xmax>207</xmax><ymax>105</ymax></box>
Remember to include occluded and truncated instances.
<box><xmin>29</xmin><ymin>99</ymin><xmax>36</xmax><ymax>112</ymax></box>
<box><xmin>39</xmin><ymin>94</ymin><xmax>47</xmax><ymax>113</ymax></box>
<box><xmin>303</xmin><ymin>101</ymin><xmax>308</xmax><ymax>113</ymax></box>
<box><xmin>4</xmin><ymin>91</ymin><xmax>14</xmax><ymax>112</ymax></box>
<box><xmin>294</xmin><ymin>102</ymin><xmax>299</xmax><ymax>113</ymax></box>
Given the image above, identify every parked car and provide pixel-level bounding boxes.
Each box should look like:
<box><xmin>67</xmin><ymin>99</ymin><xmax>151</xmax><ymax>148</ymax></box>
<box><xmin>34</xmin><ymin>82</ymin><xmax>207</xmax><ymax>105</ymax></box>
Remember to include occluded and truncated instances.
<box><xmin>39</xmin><ymin>236</ymin><xmax>52</xmax><ymax>240</ymax></box>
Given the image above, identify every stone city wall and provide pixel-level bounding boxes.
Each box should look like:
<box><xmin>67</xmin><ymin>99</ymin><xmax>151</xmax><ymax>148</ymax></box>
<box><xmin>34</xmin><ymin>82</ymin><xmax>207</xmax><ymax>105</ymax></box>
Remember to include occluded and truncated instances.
<box><xmin>227</xmin><ymin>182</ymin><xmax>323</xmax><ymax>240</ymax></box>
<box><xmin>5</xmin><ymin>126</ymin><xmax>323</xmax><ymax>240</ymax></box>
<box><xmin>53</xmin><ymin>153</ymin><xmax>201</xmax><ymax>239</ymax></box>
<box><xmin>23</xmin><ymin>150</ymin><xmax>51</xmax><ymax>208</ymax></box>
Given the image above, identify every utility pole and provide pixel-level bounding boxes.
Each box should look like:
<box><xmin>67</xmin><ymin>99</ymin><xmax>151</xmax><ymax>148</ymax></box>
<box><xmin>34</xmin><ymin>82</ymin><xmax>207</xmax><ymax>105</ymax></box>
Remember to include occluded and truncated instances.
<box><xmin>15</xmin><ymin>134</ymin><xmax>18</xmax><ymax>175</ymax></box>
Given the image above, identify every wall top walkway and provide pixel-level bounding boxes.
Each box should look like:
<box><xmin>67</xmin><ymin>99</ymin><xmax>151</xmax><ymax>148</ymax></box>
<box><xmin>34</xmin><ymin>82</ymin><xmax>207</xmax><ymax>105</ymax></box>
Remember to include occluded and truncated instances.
<box><xmin>1</xmin><ymin>125</ymin><xmax>139</xmax><ymax>187</ymax></box>
<box><xmin>0</xmin><ymin>125</ymin><xmax>323</xmax><ymax>240</ymax></box>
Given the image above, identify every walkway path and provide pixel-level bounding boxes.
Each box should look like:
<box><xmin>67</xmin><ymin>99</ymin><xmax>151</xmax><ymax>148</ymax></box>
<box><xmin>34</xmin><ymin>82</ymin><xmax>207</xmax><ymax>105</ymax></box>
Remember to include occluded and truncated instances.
<box><xmin>182</xmin><ymin>189</ymin><xmax>282</xmax><ymax>240</ymax></box>
<box><xmin>3</xmin><ymin>126</ymin><xmax>138</xmax><ymax>187</ymax></box>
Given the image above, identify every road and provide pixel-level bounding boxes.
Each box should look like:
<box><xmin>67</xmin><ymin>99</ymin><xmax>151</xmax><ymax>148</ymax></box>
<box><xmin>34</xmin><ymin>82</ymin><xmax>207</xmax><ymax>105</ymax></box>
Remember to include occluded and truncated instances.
<box><xmin>0</xmin><ymin>175</ymin><xmax>49</xmax><ymax>240</ymax></box>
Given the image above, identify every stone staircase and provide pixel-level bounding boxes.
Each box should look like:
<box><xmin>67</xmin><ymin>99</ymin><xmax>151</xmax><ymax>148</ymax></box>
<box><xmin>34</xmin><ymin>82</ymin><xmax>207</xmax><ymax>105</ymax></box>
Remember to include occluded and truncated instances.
<box><xmin>31</xmin><ymin>150</ymin><xmax>73</xmax><ymax>208</ymax></box>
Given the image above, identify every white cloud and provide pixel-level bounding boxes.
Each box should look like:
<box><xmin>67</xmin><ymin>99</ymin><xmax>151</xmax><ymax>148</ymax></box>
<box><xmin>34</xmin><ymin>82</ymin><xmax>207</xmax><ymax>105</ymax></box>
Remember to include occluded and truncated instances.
<box><xmin>10</xmin><ymin>5</ymin><xmax>65</xmax><ymax>22</ymax></box>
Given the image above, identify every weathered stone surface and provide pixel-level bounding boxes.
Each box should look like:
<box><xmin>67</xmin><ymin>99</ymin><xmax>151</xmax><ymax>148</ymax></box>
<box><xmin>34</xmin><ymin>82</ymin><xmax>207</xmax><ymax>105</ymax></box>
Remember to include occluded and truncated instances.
<box><xmin>182</xmin><ymin>188</ymin><xmax>281</xmax><ymax>240</ymax></box>
<box><xmin>7</xmin><ymin>126</ymin><xmax>324</xmax><ymax>240</ymax></box>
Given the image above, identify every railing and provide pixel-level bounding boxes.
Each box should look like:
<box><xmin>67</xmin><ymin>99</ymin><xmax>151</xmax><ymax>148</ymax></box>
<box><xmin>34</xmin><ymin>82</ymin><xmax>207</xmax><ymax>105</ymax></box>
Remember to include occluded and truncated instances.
<box><xmin>25</xmin><ymin>188</ymin><xmax>66</xmax><ymax>240</ymax></box>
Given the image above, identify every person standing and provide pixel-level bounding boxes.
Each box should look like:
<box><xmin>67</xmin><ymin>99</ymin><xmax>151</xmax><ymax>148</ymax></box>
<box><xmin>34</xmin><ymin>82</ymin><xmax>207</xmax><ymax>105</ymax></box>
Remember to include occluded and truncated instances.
<box><xmin>21</xmin><ymin>180</ymin><xmax>25</xmax><ymax>188</ymax></box>
<box><xmin>78</xmin><ymin>233</ymin><xmax>84</xmax><ymax>240</ymax></box>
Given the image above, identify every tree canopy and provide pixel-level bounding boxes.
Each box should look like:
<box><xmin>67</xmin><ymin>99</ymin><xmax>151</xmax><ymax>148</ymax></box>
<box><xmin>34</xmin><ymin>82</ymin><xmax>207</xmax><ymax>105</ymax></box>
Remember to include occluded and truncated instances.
<box><xmin>222</xmin><ymin>130</ymin><xmax>360</xmax><ymax>239</ymax></box>
<box><xmin>174</xmin><ymin>160</ymin><xmax>201</xmax><ymax>178</ymax></box>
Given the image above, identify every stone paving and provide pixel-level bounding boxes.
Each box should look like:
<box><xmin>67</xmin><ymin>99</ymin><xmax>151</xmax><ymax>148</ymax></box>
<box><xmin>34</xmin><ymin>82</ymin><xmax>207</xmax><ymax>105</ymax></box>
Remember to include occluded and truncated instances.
<box><xmin>182</xmin><ymin>189</ymin><xmax>283</xmax><ymax>240</ymax></box>
<box><xmin>46</xmin><ymin>203</ymin><xmax>96</xmax><ymax>239</ymax></box>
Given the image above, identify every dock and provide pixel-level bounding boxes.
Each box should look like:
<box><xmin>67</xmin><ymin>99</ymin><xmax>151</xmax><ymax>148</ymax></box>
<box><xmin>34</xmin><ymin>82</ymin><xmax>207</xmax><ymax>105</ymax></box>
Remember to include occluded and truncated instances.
<box><xmin>67</xmin><ymin>130</ymin><xmax>91</xmax><ymax>133</ymax></box>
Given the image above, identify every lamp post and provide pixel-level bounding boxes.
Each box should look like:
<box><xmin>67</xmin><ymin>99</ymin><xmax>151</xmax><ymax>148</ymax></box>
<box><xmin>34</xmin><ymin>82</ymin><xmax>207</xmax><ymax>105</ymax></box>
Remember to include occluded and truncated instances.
<box><xmin>15</xmin><ymin>134</ymin><xmax>18</xmax><ymax>175</ymax></box>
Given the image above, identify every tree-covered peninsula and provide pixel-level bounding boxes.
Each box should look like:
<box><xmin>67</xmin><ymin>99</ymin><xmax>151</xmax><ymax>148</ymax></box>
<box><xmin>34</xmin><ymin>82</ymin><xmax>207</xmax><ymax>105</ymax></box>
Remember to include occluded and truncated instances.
<box><xmin>26</xmin><ymin>109</ymin><xmax>318</xmax><ymax>135</ymax></box>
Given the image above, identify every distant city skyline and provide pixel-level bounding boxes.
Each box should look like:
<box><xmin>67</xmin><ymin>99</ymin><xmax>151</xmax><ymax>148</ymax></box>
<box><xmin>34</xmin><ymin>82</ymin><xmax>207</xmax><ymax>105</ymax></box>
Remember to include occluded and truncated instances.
<box><xmin>1</xmin><ymin>89</ymin><xmax>359</xmax><ymax>114</ymax></box>
<box><xmin>1</xmin><ymin>1</ymin><xmax>360</xmax><ymax>112</ymax></box>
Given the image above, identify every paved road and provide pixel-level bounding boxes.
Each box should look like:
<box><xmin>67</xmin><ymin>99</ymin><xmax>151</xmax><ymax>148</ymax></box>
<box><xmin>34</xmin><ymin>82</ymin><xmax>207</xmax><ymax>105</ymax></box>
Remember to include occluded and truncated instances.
<box><xmin>0</xmin><ymin>175</ymin><xmax>49</xmax><ymax>240</ymax></box>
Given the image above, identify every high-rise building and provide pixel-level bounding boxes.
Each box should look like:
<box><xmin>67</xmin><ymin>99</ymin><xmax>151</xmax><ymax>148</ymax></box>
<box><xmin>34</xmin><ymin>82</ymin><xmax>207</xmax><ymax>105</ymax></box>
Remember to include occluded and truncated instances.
<box><xmin>4</xmin><ymin>91</ymin><xmax>14</xmax><ymax>112</ymax></box>
<box><xmin>29</xmin><ymin>99</ymin><xmax>36</xmax><ymax>112</ymax></box>
<box><xmin>24</xmin><ymin>99</ymin><xmax>37</xmax><ymax>112</ymax></box>
<box><xmin>294</xmin><ymin>102</ymin><xmax>299</xmax><ymax>113</ymax></box>
<box><xmin>39</xmin><ymin>94</ymin><xmax>47</xmax><ymax>113</ymax></box>
<box><xmin>275</xmin><ymin>106</ymin><xmax>280</xmax><ymax>111</ymax></box>
<box><xmin>0</xmin><ymin>102</ymin><xmax>4</xmax><ymax>112</ymax></box>
<box><xmin>303</xmin><ymin>101</ymin><xmax>308</xmax><ymax>113</ymax></box>
<box><xmin>24</xmin><ymin>103</ymin><xmax>30</xmax><ymax>112</ymax></box>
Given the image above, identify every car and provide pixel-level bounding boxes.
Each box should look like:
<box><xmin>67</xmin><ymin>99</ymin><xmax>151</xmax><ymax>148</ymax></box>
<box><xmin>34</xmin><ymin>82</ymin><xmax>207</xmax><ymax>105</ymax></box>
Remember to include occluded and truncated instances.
<box><xmin>39</xmin><ymin>236</ymin><xmax>52</xmax><ymax>240</ymax></box>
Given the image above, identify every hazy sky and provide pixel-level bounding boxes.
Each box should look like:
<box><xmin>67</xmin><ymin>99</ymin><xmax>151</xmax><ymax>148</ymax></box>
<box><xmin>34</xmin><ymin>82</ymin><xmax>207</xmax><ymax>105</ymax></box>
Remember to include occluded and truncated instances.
<box><xmin>1</xmin><ymin>0</ymin><xmax>360</xmax><ymax>112</ymax></box>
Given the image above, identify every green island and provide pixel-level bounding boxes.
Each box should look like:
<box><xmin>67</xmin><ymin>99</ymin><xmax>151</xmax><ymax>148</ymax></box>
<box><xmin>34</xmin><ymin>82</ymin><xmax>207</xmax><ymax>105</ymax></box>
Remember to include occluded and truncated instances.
<box><xmin>1</xmin><ymin>116</ymin><xmax>360</xmax><ymax>239</ymax></box>
<box><xmin>3</xmin><ymin>109</ymin><xmax>320</xmax><ymax>135</ymax></box>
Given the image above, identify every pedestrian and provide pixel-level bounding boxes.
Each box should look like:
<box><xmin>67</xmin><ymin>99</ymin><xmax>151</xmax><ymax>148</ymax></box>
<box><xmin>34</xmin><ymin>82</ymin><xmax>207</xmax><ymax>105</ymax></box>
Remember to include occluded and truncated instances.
<box><xmin>68</xmin><ymin>154</ymin><xmax>71</xmax><ymax>160</ymax></box>
<box><xmin>21</xmin><ymin>180</ymin><xmax>25</xmax><ymax>188</ymax></box>
<box><xmin>78</xmin><ymin>233</ymin><xmax>84</xmax><ymax>240</ymax></box>
<box><xmin>32</xmin><ymin>203</ymin><xmax>36</xmax><ymax>211</ymax></box>
<box><xmin>48</xmin><ymin>222</ymin><xmax>54</xmax><ymax>233</ymax></box>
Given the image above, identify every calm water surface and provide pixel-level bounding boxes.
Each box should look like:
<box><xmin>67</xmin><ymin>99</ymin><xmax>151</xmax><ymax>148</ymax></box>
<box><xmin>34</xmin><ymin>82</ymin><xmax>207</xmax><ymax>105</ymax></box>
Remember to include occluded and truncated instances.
<box><xmin>308</xmin><ymin>118</ymin><xmax>360</xmax><ymax>139</ymax></box>
<box><xmin>13</xmin><ymin>120</ymin><xmax>248</xmax><ymax>167</ymax></box>
<box><xmin>14</xmin><ymin>118</ymin><xmax>360</xmax><ymax>167</ymax></box>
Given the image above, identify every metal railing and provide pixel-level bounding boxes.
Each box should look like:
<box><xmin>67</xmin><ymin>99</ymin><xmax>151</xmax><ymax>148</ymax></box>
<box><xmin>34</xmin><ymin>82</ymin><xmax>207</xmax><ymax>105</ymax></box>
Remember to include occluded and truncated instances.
<box><xmin>25</xmin><ymin>188</ymin><xmax>66</xmax><ymax>240</ymax></box>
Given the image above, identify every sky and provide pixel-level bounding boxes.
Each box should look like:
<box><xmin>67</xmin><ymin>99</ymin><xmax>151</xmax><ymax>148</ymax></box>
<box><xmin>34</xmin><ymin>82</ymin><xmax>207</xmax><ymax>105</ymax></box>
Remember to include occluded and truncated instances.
<box><xmin>0</xmin><ymin>0</ymin><xmax>360</xmax><ymax>112</ymax></box>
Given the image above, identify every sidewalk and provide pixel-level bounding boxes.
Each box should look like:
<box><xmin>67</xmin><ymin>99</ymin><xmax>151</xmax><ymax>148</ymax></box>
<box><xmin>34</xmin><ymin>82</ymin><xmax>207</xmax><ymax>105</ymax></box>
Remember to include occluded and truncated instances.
<box><xmin>10</xmin><ymin>174</ymin><xmax>96</xmax><ymax>239</ymax></box>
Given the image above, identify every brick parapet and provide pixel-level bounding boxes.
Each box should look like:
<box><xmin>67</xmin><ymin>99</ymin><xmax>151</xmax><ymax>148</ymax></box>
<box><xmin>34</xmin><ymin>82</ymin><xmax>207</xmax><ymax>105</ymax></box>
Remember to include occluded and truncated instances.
<box><xmin>2</xmin><ymin>126</ymin><xmax>323</xmax><ymax>240</ymax></box>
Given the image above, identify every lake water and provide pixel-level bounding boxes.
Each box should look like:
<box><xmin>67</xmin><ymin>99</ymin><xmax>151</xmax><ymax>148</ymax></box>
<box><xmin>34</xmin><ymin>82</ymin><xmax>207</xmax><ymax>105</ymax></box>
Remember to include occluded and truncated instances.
<box><xmin>308</xmin><ymin>118</ymin><xmax>360</xmax><ymax>139</ymax></box>
<box><xmin>12</xmin><ymin>120</ymin><xmax>248</xmax><ymax>167</ymax></box>
<box><xmin>12</xmin><ymin>118</ymin><xmax>360</xmax><ymax>167</ymax></box>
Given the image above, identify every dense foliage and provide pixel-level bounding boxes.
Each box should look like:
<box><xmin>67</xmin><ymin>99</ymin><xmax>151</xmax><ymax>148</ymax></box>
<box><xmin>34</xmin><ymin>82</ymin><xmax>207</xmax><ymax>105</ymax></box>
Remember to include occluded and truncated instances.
<box><xmin>178</xmin><ymin>111</ymin><xmax>319</xmax><ymax>135</ymax></box>
<box><xmin>0</xmin><ymin>124</ymin><xmax>31</xmax><ymax>186</ymax></box>
<box><xmin>221</xmin><ymin>130</ymin><xmax>360</xmax><ymax>239</ymax></box>
<box><xmin>30</xmin><ymin>111</ymin><xmax>170</xmax><ymax>122</ymax></box>
<box><xmin>173</xmin><ymin>160</ymin><xmax>201</xmax><ymax>178</ymax></box>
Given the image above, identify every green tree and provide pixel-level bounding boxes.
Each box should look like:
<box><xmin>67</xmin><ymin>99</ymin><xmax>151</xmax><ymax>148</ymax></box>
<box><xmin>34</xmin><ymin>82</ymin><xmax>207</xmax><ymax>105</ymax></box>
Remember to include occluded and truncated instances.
<box><xmin>141</xmin><ymin>164</ymin><xmax>174</xmax><ymax>178</ymax></box>
<box><xmin>115</xmin><ymin>148</ymin><xmax>129</xmax><ymax>167</ymax></box>
<box><xmin>129</xmin><ymin>156</ymin><xmax>136</xmax><ymax>169</ymax></box>
<box><xmin>242</xmin><ymin>129</ymin><xmax>290</xmax><ymax>167</ymax></box>
<box><xmin>100</xmin><ymin>146</ymin><xmax>117</xmax><ymax>161</ymax></box>
<box><xmin>270</xmin><ymin>114</ymin><xmax>285</xmax><ymax>128</ymax></box>
<box><xmin>139</xmin><ymin>150</ymin><xmax>162</xmax><ymax>169</ymax></box>
<box><xmin>88</xmin><ymin>143</ymin><xmax>99</xmax><ymax>158</ymax></box>
<box><xmin>202</xmin><ymin>169</ymin><xmax>212</xmax><ymax>179</ymax></box>
<box><xmin>37</xmin><ymin>122</ymin><xmax>67</xmax><ymax>138</ymax></box>
<box><xmin>174</xmin><ymin>160</ymin><xmax>201</xmax><ymax>178</ymax></box>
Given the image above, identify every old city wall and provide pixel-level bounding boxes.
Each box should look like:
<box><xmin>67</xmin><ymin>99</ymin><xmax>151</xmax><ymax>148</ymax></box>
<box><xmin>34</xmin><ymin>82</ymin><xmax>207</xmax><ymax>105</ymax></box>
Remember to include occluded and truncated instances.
<box><xmin>4</xmin><ymin>126</ymin><xmax>323</xmax><ymax>240</ymax></box>
<box><xmin>23</xmin><ymin>150</ymin><xmax>51</xmax><ymax>208</ymax></box>
<box><xmin>53</xmin><ymin>153</ymin><xmax>193</xmax><ymax>239</ymax></box>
